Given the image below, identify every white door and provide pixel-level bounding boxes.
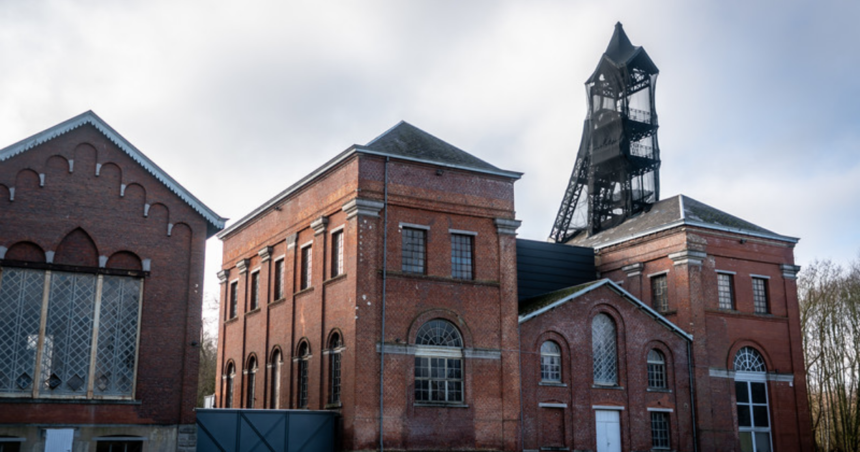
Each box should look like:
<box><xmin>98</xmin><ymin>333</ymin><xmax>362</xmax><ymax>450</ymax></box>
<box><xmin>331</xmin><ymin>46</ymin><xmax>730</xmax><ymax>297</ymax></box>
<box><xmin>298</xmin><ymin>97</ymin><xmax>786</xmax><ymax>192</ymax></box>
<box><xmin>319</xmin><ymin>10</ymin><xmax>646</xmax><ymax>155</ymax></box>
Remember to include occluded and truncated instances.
<box><xmin>595</xmin><ymin>410</ymin><xmax>621</xmax><ymax>452</ymax></box>
<box><xmin>44</xmin><ymin>429</ymin><xmax>74</xmax><ymax>452</ymax></box>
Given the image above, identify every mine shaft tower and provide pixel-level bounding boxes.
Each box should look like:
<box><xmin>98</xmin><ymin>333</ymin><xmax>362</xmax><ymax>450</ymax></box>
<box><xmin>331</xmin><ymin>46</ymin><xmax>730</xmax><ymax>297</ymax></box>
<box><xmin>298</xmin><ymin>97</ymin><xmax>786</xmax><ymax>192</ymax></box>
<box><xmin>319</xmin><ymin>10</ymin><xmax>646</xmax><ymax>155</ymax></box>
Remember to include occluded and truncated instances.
<box><xmin>550</xmin><ymin>23</ymin><xmax>661</xmax><ymax>243</ymax></box>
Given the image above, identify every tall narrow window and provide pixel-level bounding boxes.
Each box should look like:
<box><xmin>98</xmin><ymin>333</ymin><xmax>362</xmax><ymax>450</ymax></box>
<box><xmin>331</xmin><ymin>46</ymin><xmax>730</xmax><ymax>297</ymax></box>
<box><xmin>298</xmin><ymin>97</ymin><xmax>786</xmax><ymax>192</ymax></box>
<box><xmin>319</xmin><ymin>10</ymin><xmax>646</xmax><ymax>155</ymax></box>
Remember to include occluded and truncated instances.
<box><xmin>297</xmin><ymin>342</ymin><xmax>310</xmax><ymax>408</ymax></box>
<box><xmin>273</xmin><ymin>259</ymin><xmax>284</xmax><ymax>300</ymax></box>
<box><xmin>734</xmin><ymin>347</ymin><xmax>771</xmax><ymax>452</ymax></box>
<box><xmin>246</xmin><ymin>356</ymin><xmax>257</xmax><ymax>408</ymax></box>
<box><xmin>329</xmin><ymin>333</ymin><xmax>343</xmax><ymax>405</ymax></box>
<box><xmin>224</xmin><ymin>362</ymin><xmax>235</xmax><ymax>408</ymax></box>
<box><xmin>414</xmin><ymin>319</ymin><xmax>463</xmax><ymax>403</ymax></box>
<box><xmin>331</xmin><ymin>231</ymin><xmax>344</xmax><ymax>278</ymax></box>
<box><xmin>451</xmin><ymin>234</ymin><xmax>474</xmax><ymax>280</ymax></box>
<box><xmin>651</xmin><ymin>274</ymin><xmax>668</xmax><ymax>312</ymax></box>
<box><xmin>300</xmin><ymin>246</ymin><xmax>312</xmax><ymax>290</ymax></box>
<box><xmin>752</xmin><ymin>278</ymin><xmax>769</xmax><ymax>314</ymax></box>
<box><xmin>650</xmin><ymin>411</ymin><xmax>671</xmax><ymax>450</ymax></box>
<box><xmin>229</xmin><ymin>281</ymin><xmax>238</xmax><ymax>319</ymax></box>
<box><xmin>718</xmin><ymin>273</ymin><xmax>735</xmax><ymax>310</ymax></box>
<box><xmin>647</xmin><ymin>349</ymin><xmax>667</xmax><ymax>389</ymax></box>
<box><xmin>250</xmin><ymin>271</ymin><xmax>260</xmax><ymax>310</ymax></box>
<box><xmin>540</xmin><ymin>341</ymin><xmax>561</xmax><ymax>382</ymax></box>
<box><xmin>270</xmin><ymin>349</ymin><xmax>281</xmax><ymax>409</ymax></box>
<box><xmin>592</xmin><ymin>313</ymin><xmax>618</xmax><ymax>385</ymax></box>
<box><xmin>402</xmin><ymin>227</ymin><xmax>426</xmax><ymax>274</ymax></box>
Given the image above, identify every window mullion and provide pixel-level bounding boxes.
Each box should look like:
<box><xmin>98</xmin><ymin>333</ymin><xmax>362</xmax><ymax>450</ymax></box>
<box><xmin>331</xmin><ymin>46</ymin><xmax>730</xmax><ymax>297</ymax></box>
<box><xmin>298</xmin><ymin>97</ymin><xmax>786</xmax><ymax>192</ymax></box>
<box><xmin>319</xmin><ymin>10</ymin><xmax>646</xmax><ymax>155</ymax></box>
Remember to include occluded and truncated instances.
<box><xmin>86</xmin><ymin>275</ymin><xmax>105</xmax><ymax>398</ymax></box>
<box><xmin>130</xmin><ymin>279</ymin><xmax>145</xmax><ymax>398</ymax></box>
<box><xmin>32</xmin><ymin>270</ymin><xmax>52</xmax><ymax>398</ymax></box>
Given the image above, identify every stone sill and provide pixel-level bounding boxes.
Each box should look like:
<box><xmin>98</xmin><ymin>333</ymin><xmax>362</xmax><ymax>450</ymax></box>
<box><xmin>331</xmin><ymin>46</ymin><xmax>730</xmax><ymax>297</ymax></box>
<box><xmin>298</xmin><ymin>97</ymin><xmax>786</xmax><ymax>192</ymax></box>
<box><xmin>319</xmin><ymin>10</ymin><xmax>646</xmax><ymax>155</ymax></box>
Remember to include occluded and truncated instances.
<box><xmin>383</xmin><ymin>271</ymin><xmax>500</xmax><ymax>287</ymax></box>
<box><xmin>324</xmin><ymin>273</ymin><xmax>347</xmax><ymax>286</ymax></box>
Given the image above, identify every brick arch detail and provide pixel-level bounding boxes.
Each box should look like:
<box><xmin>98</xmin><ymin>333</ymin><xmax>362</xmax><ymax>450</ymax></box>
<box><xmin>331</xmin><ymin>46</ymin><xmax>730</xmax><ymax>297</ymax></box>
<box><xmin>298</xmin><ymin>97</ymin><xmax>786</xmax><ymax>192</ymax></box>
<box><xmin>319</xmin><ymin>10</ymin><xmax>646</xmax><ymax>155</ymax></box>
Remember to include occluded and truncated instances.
<box><xmin>407</xmin><ymin>308</ymin><xmax>474</xmax><ymax>348</ymax></box>
<box><xmin>642</xmin><ymin>339</ymin><xmax>676</xmax><ymax>390</ymax></box>
<box><xmin>295</xmin><ymin>337</ymin><xmax>312</xmax><ymax>357</ymax></box>
<box><xmin>54</xmin><ymin>227</ymin><xmax>99</xmax><ymax>267</ymax></box>
<box><xmin>326</xmin><ymin>328</ymin><xmax>344</xmax><ymax>349</ymax></box>
<box><xmin>534</xmin><ymin>330</ymin><xmax>572</xmax><ymax>385</ymax></box>
<box><xmin>0</xmin><ymin>183</ymin><xmax>9</xmax><ymax>202</ymax></box>
<box><xmin>106</xmin><ymin>250</ymin><xmax>142</xmax><ymax>271</ymax></box>
<box><xmin>587</xmin><ymin>303</ymin><xmax>627</xmax><ymax>386</ymax></box>
<box><xmin>269</xmin><ymin>345</ymin><xmax>284</xmax><ymax>364</ymax></box>
<box><xmin>727</xmin><ymin>340</ymin><xmax>773</xmax><ymax>372</ymax></box>
<box><xmin>4</xmin><ymin>241</ymin><xmax>46</xmax><ymax>263</ymax></box>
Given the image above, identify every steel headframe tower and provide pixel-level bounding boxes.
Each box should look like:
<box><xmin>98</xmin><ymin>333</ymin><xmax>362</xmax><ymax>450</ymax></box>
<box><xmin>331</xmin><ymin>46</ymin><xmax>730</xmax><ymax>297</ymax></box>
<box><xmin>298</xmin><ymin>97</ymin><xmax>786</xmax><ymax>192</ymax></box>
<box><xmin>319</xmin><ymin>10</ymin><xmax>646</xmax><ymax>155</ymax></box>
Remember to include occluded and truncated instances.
<box><xmin>550</xmin><ymin>23</ymin><xmax>661</xmax><ymax>243</ymax></box>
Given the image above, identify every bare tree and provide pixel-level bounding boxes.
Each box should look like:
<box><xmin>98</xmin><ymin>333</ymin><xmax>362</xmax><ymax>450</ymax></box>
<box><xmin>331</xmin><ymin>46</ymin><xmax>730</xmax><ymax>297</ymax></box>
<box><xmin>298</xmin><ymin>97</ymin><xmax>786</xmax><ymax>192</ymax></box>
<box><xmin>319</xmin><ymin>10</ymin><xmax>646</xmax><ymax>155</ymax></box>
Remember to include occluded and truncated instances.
<box><xmin>197</xmin><ymin>293</ymin><xmax>220</xmax><ymax>407</ymax></box>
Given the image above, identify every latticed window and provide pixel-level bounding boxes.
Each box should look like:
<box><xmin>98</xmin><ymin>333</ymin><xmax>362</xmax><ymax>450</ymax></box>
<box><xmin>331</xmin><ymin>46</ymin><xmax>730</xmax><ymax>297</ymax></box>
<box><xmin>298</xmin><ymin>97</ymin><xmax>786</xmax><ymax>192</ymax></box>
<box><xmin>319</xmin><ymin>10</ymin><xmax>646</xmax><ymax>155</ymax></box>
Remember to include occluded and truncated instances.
<box><xmin>250</xmin><ymin>271</ymin><xmax>260</xmax><ymax>310</ymax></box>
<box><xmin>402</xmin><ymin>227</ymin><xmax>426</xmax><ymax>274</ymax></box>
<box><xmin>414</xmin><ymin>320</ymin><xmax>463</xmax><ymax>403</ymax></box>
<box><xmin>647</xmin><ymin>349</ymin><xmax>666</xmax><ymax>389</ymax></box>
<box><xmin>451</xmin><ymin>234</ymin><xmax>474</xmax><ymax>280</ymax></box>
<box><xmin>224</xmin><ymin>362</ymin><xmax>235</xmax><ymax>408</ymax></box>
<box><xmin>592</xmin><ymin>313</ymin><xmax>618</xmax><ymax>385</ymax></box>
<box><xmin>718</xmin><ymin>273</ymin><xmax>735</xmax><ymax>310</ymax></box>
<box><xmin>95</xmin><ymin>439</ymin><xmax>144</xmax><ymax>452</ymax></box>
<box><xmin>734</xmin><ymin>347</ymin><xmax>771</xmax><ymax>452</ymax></box>
<box><xmin>651</xmin><ymin>274</ymin><xmax>668</xmax><ymax>312</ymax></box>
<box><xmin>300</xmin><ymin>246</ymin><xmax>312</xmax><ymax>290</ymax></box>
<box><xmin>752</xmin><ymin>278</ymin><xmax>768</xmax><ymax>314</ymax></box>
<box><xmin>329</xmin><ymin>333</ymin><xmax>343</xmax><ymax>405</ymax></box>
<box><xmin>229</xmin><ymin>281</ymin><xmax>238</xmax><ymax>319</ymax></box>
<box><xmin>297</xmin><ymin>342</ymin><xmax>310</xmax><ymax>408</ymax></box>
<box><xmin>650</xmin><ymin>412</ymin><xmax>671</xmax><ymax>449</ymax></box>
<box><xmin>270</xmin><ymin>349</ymin><xmax>281</xmax><ymax>409</ymax></box>
<box><xmin>273</xmin><ymin>259</ymin><xmax>284</xmax><ymax>300</ymax></box>
<box><xmin>246</xmin><ymin>356</ymin><xmax>257</xmax><ymax>408</ymax></box>
<box><xmin>0</xmin><ymin>268</ymin><xmax>141</xmax><ymax>399</ymax></box>
<box><xmin>540</xmin><ymin>341</ymin><xmax>561</xmax><ymax>382</ymax></box>
<box><xmin>331</xmin><ymin>231</ymin><xmax>344</xmax><ymax>278</ymax></box>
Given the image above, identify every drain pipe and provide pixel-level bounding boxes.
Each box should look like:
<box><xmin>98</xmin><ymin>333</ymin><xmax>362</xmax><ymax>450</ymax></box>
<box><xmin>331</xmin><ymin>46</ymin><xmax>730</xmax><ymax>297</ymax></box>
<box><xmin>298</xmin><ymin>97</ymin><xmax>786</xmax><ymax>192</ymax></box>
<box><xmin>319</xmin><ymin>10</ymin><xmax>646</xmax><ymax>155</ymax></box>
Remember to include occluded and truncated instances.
<box><xmin>687</xmin><ymin>340</ymin><xmax>698</xmax><ymax>452</ymax></box>
<box><xmin>379</xmin><ymin>157</ymin><xmax>390</xmax><ymax>452</ymax></box>
<box><xmin>517</xmin><ymin>323</ymin><xmax>525</xmax><ymax>452</ymax></box>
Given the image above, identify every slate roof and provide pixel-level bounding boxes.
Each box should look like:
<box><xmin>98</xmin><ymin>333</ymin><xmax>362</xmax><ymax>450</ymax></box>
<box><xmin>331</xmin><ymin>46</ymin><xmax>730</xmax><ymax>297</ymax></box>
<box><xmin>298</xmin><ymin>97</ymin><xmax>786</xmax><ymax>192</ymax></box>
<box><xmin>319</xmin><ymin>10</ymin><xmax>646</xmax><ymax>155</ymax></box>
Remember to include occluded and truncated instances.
<box><xmin>218</xmin><ymin>121</ymin><xmax>521</xmax><ymax>239</ymax></box>
<box><xmin>0</xmin><ymin>111</ymin><xmax>226</xmax><ymax>237</ymax></box>
<box><xmin>565</xmin><ymin>194</ymin><xmax>798</xmax><ymax>249</ymax></box>
<box><xmin>518</xmin><ymin>279</ymin><xmax>692</xmax><ymax>341</ymax></box>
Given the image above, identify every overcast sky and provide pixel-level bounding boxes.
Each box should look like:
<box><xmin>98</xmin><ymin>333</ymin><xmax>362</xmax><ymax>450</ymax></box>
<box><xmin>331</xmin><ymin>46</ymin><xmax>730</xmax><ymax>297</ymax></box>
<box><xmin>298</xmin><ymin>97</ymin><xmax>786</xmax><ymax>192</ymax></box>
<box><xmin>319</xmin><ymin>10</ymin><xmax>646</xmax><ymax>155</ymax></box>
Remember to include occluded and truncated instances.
<box><xmin>2</xmin><ymin>0</ymin><xmax>859</xmax><ymax>300</ymax></box>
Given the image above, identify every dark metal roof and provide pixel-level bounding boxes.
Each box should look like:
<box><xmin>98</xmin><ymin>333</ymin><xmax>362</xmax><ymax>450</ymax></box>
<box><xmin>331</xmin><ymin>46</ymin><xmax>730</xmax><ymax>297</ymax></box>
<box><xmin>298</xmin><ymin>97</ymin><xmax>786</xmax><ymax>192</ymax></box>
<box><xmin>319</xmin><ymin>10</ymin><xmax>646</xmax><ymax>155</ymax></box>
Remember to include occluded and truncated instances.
<box><xmin>517</xmin><ymin>239</ymin><xmax>596</xmax><ymax>302</ymax></box>
<box><xmin>356</xmin><ymin>121</ymin><xmax>521</xmax><ymax>178</ymax></box>
<box><xmin>586</xmin><ymin>23</ymin><xmax>659</xmax><ymax>84</ymax></box>
<box><xmin>563</xmin><ymin>194</ymin><xmax>798</xmax><ymax>248</ymax></box>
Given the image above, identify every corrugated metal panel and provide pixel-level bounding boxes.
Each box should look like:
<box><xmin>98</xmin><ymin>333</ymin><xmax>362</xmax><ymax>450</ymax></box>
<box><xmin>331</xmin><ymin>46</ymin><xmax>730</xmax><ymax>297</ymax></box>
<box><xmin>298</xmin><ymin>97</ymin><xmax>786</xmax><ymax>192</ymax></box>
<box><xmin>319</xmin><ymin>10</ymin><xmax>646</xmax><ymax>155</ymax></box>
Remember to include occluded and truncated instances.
<box><xmin>196</xmin><ymin>409</ymin><xmax>337</xmax><ymax>452</ymax></box>
<box><xmin>516</xmin><ymin>239</ymin><xmax>596</xmax><ymax>302</ymax></box>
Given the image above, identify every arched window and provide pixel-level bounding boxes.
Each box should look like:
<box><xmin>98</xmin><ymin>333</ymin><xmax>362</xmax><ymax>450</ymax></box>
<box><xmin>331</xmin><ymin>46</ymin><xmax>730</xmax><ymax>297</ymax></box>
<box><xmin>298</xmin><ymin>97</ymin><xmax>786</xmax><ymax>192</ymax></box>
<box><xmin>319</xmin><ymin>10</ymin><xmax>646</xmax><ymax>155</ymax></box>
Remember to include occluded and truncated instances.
<box><xmin>540</xmin><ymin>341</ymin><xmax>561</xmax><ymax>382</ymax></box>
<box><xmin>414</xmin><ymin>319</ymin><xmax>463</xmax><ymax>403</ymax></box>
<box><xmin>329</xmin><ymin>333</ymin><xmax>343</xmax><ymax>405</ymax></box>
<box><xmin>224</xmin><ymin>362</ymin><xmax>235</xmax><ymax>408</ymax></box>
<box><xmin>733</xmin><ymin>347</ymin><xmax>771</xmax><ymax>452</ymax></box>
<box><xmin>269</xmin><ymin>349</ymin><xmax>282</xmax><ymax>409</ymax></box>
<box><xmin>297</xmin><ymin>342</ymin><xmax>310</xmax><ymax>409</ymax></box>
<box><xmin>647</xmin><ymin>349</ymin><xmax>666</xmax><ymax>389</ymax></box>
<box><xmin>246</xmin><ymin>356</ymin><xmax>258</xmax><ymax>408</ymax></box>
<box><xmin>592</xmin><ymin>313</ymin><xmax>617</xmax><ymax>385</ymax></box>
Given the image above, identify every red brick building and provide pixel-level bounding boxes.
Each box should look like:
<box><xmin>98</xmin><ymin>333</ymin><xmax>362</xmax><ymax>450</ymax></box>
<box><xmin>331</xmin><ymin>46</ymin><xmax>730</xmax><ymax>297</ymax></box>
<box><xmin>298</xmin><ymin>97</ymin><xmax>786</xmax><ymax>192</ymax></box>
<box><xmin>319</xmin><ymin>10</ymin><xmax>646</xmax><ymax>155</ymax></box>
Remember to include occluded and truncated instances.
<box><xmin>215</xmin><ymin>120</ymin><xmax>812</xmax><ymax>452</ymax></box>
<box><xmin>0</xmin><ymin>111</ymin><xmax>225</xmax><ymax>451</ymax></box>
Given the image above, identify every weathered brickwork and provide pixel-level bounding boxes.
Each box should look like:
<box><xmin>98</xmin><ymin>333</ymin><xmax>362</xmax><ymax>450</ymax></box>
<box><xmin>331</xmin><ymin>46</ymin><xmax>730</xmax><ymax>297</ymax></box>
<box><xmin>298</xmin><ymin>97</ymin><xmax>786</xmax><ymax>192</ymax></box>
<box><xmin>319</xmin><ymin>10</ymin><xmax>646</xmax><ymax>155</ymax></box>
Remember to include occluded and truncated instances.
<box><xmin>0</xmin><ymin>116</ymin><xmax>222</xmax><ymax>451</ymax></box>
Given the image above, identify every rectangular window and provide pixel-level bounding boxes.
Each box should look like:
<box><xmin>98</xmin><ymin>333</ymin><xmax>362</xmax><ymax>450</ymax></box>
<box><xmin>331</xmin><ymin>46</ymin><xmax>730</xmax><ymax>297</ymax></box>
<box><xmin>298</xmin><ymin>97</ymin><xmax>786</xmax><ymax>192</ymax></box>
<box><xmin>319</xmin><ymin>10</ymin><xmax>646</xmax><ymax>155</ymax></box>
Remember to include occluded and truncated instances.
<box><xmin>273</xmin><ymin>259</ymin><xmax>284</xmax><ymax>300</ymax></box>
<box><xmin>0</xmin><ymin>267</ymin><xmax>141</xmax><ymax>399</ymax></box>
<box><xmin>651</xmin><ymin>274</ymin><xmax>668</xmax><ymax>312</ymax></box>
<box><xmin>229</xmin><ymin>281</ymin><xmax>238</xmax><ymax>319</ymax></box>
<box><xmin>331</xmin><ymin>231</ymin><xmax>344</xmax><ymax>278</ymax></box>
<box><xmin>300</xmin><ymin>246</ymin><xmax>312</xmax><ymax>290</ymax></box>
<box><xmin>250</xmin><ymin>271</ymin><xmax>260</xmax><ymax>310</ymax></box>
<box><xmin>752</xmin><ymin>278</ymin><xmax>769</xmax><ymax>314</ymax></box>
<box><xmin>718</xmin><ymin>273</ymin><xmax>735</xmax><ymax>310</ymax></box>
<box><xmin>402</xmin><ymin>228</ymin><xmax>426</xmax><ymax>274</ymax></box>
<box><xmin>650</xmin><ymin>412</ymin><xmax>671</xmax><ymax>449</ymax></box>
<box><xmin>451</xmin><ymin>234</ymin><xmax>474</xmax><ymax>280</ymax></box>
<box><xmin>414</xmin><ymin>356</ymin><xmax>462</xmax><ymax>403</ymax></box>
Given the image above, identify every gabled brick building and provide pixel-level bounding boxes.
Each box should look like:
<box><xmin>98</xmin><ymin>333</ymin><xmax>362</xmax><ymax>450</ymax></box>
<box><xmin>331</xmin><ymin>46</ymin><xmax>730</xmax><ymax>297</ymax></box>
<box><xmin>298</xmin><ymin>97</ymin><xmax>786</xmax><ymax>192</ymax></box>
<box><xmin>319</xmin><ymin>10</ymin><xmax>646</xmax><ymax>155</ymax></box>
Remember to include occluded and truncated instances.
<box><xmin>0</xmin><ymin>111</ymin><xmax>224</xmax><ymax>451</ymax></box>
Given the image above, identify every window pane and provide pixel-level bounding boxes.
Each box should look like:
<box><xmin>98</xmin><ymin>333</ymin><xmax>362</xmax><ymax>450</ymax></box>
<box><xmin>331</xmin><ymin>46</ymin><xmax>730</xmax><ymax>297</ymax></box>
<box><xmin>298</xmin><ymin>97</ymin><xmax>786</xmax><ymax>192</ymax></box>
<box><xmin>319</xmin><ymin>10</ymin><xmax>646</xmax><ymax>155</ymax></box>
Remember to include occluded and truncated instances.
<box><xmin>300</xmin><ymin>247</ymin><xmax>312</xmax><ymax>290</ymax></box>
<box><xmin>735</xmin><ymin>347</ymin><xmax>766</xmax><ymax>373</ymax></box>
<box><xmin>592</xmin><ymin>314</ymin><xmax>617</xmax><ymax>384</ymax></box>
<box><xmin>739</xmin><ymin>432</ymin><xmax>753</xmax><ymax>452</ymax></box>
<box><xmin>751</xmin><ymin>382</ymin><xmax>767</xmax><ymax>404</ymax></box>
<box><xmin>94</xmin><ymin>276</ymin><xmax>140</xmax><ymax>397</ymax></box>
<box><xmin>274</xmin><ymin>260</ymin><xmax>284</xmax><ymax>300</ymax></box>
<box><xmin>651</xmin><ymin>274</ymin><xmax>668</xmax><ymax>312</ymax></box>
<box><xmin>753</xmin><ymin>406</ymin><xmax>769</xmax><ymax>428</ymax></box>
<box><xmin>752</xmin><ymin>278</ymin><xmax>768</xmax><ymax>314</ymax></box>
<box><xmin>451</xmin><ymin>234</ymin><xmax>473</xmax><ymax>280</ymax></box>
<box><xmin>0</xmin><ymin>268</ymin><xmax>45</xmax><ymax>395</ymax></box>
<box><xmin>43</xmin><ymin>272</ymin><xmax>97</xmax><ymax>396</ymax></box>
<box><xmin>402</xmin><ymin>228</ymin><xmax>426</xmax><ymax>274</ymax></box>
<box><xmin>415</xmin><ymin>320</ymin><xmax>462</xmax><ymax>347</ymax></box>
<box><xmin>737</xmin><ymin>404</ymin><xmax>752</xmax><ymax>427</ymax></box>
<box><xmin>650</xmin><ymin>412</ymin><xmax>670</xmax><ymax>449</ymax></box>
<box><xmin>735</xmin><ymin>381</ymin><xmax>749</xmax><ymax>403</ymax></box>
<box><xmin>331</xmin><ymin>231</ymin><xmax>344</xmax><ymax>278</ymax></box>
<box><xmin>754</xmin><ymin>432</ymin><xmax>772</xmax><ymax>452</ymax></box>
<box><xmin>718</xmin><ymin>273</ymin><xmax>734</xmax><ymax>310</ymax></box>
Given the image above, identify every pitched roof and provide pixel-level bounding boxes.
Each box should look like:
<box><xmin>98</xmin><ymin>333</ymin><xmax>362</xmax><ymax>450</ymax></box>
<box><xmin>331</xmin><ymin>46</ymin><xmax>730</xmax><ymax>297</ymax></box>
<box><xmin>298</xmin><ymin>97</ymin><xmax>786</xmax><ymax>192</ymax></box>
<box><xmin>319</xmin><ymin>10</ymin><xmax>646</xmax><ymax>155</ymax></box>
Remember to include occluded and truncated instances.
<box><xmin>603</xmin><ymin>22</ymin><xmax>639</xmax><ymax>66</ymax></box>
<box><xmin>356</xmin><ymin>121</ymin><xmax>521</xmax><ymax>178</ymax></box>
<box><xmin>0</xmin><ymin>111</ymin><xmax>226</xmax><ymax>237</ymax></box>
<box><xmin>218</xmin><ymin>121</ymin><xmax>520</xmax><ymax>239</ymax></box>
<box><xmin>564</xmin><ymin>194</ymin><xmax>798</xmax><ymax>249</ymax></box>
<box><xmin>518</xmin><ymin>279</ymin><xmax>692</xmax><ymax>341</ymax></box>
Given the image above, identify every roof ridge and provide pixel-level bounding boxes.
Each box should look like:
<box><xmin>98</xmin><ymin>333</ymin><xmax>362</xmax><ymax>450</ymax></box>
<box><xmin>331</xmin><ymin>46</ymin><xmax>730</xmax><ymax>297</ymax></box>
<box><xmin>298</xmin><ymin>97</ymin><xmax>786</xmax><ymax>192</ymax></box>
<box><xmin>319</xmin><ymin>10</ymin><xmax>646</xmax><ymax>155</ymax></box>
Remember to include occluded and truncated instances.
<box><xmin>364</xmin><ymin>120</ymin><xmax>407</xmax><ymax>146</ymax></box>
